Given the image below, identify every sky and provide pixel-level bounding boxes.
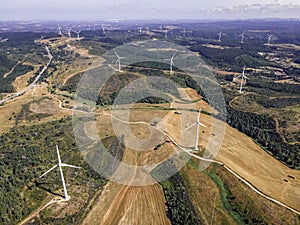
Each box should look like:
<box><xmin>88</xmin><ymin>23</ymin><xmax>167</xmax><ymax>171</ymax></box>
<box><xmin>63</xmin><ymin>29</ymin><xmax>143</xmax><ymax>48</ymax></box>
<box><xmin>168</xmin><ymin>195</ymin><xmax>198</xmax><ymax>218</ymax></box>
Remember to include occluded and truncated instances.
<box><xmin>0</xmin><ymin>0</ymin><xmax>300</xmax><ymax>21</ymax></box>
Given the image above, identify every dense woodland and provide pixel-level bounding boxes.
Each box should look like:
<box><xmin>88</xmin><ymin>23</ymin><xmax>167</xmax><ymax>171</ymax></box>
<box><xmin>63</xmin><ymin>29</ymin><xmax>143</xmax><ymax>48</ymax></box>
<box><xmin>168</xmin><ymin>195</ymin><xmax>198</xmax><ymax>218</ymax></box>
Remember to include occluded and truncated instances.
<box><xmin>0</xmin><ymin>117</ymin><xmax>108</xmax><ymax>224</ymax></box>
<box><xmin>156</xmin><ymin>162</ymin><xmax>202</xmax><ymax>225</ymax></box>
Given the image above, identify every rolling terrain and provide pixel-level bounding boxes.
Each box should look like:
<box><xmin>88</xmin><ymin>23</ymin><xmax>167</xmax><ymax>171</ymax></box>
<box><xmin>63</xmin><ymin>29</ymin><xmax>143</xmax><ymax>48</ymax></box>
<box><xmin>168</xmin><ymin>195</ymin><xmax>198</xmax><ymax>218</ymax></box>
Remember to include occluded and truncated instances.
<box><xmin>0</xmin><ymin>20</ymin><xmax>299</xmax><ymax>224</ymax></box>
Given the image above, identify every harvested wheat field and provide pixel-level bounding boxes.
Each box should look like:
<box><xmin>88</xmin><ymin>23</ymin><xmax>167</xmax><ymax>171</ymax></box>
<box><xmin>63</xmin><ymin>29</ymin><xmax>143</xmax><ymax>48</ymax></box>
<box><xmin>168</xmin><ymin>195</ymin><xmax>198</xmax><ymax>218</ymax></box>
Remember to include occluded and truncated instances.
<box><xmin>82</xmin><ymin>87</ymin><xmax>299</xmax><ymax>224</ymax></box>
<box><xmin>167</xmin><ymin>89</ymin><xmax>300</xmax><ymax>212</ymax></box>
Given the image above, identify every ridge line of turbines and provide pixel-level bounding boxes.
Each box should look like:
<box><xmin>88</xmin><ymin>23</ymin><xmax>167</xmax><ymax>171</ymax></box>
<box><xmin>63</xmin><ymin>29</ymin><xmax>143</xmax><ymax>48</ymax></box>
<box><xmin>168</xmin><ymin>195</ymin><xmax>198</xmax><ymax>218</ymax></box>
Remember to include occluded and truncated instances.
<box><xmin>56</xmin><ymin>23</ymin><xmax>274</xmax><ymax>45</ymax></box>
<box><xmin>56</xmin><ymin>24</ymin><xmax>106</xmax><ymax>40</ymax></box>
<box><xmin>217</xmin><ymin>29</ymin><xmax>273</xmax><ymax>45</ymax></box>
<box><xmin>113</xmin><ymin>49</ymin><xmax>249</xmax><ymax>93</ymax></box>
<box><xmin>135</xmin><ymin>25</ymin><xmax>274</xmax><ymax>45</ymax></box>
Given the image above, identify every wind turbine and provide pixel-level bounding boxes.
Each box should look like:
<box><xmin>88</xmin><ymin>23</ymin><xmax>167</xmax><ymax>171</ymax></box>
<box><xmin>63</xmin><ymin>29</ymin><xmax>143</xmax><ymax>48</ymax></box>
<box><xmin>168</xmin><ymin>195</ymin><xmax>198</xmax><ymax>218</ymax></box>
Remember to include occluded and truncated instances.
<box><xmin>39</xmin><ymin>34</ymin><xmax>45</xmax><ymax>41</ymax></box>
<box><xmin>138</xmin><ymin>27</ymin><xmax>142</xmax><ymax>35</ymax></box>
<box><xmin>164</xmin><ymin>53</ymin><xmax>176</xmax><ymax>75</ymax></box>
<box><xmin>240</xmin><ymin>31</ymin><xmax>246</xmax><ymax>43</ymax></box>
<box><xmin>233</xmin><ymin>67</ymin><xmax>249</xmax><ymax>93</ymax></box>
<box><xmin>185</xmin><ymin>109</ymin><xmax>207</xmax><ymax>151</ymax></box>
<box><xmin>39</xmin><ymin>145</ymin><xmax>81</xmax><ymax>200</ymax></box>
<box><xmin>217</xmin><ymin>30</ymin><xmax>223</xmax><ymax>42</ymax></box>
<box><xmin>115</xmin><ymin>52</ymin><xmax>126</xmax><ymax>72</ymax></box>
<box><xmin>101</xmin><ymin>24</ymin><xmax>106</xmax><ymax>34</ymax></box>
<box><xmin>181</xmin><ymin>28</ymin><xmax>187</xmax><ymax>37</ymax></box>
<box><xmin>267</xmin><ymin>34</ymin><xmax>273</xmax><ymax>45</ymax></box>
<box><xmin>164</xmin><ymin>29</ymin><xmax>169</xmax><ymax>38</ymax></box>
<box><xmin>57</xmin><ymin>25</ymin><xmax>62</xmax><ymax>36</ymax></box>
<box><xmin>74</xmin><ymin>30</ymin><xmax>82</xmax><ymax>41</ymax></box>
<box><xmin>67</xmin><ymin>26</ymin><xmax>73</xmax><ymax>38</ymax></box>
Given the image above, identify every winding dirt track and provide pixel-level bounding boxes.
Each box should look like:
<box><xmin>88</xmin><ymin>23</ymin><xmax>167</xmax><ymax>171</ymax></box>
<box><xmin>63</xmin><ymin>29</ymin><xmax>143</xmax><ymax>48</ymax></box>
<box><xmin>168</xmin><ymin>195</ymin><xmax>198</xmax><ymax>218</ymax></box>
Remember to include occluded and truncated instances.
<box><xmin>18</xmin><ymin>197</ymin><xmax>68</xmax><ymax>225</ymax></box>
<box><xmin>56</xmin><ymin>90</ymin><xmax>300</xmax><ymax>216</ymax></box>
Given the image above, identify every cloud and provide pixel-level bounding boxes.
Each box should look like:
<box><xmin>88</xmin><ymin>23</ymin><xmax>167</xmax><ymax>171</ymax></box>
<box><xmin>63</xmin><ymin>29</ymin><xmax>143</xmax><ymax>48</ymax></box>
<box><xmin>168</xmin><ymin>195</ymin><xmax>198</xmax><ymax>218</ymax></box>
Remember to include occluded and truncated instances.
<box><xmin>204</xmin><ymin>2</ymin><xmax>300</xmax><ymax>16</ymax></box>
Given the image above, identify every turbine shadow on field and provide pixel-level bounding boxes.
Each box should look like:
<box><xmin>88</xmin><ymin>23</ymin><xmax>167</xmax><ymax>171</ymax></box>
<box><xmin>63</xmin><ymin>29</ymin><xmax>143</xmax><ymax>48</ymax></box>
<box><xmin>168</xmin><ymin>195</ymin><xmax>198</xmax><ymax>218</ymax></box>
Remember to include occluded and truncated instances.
<box><xmin>34</xmin><ymin>181</ymin><xmax>64</xmax><ymax>198</ymax></box>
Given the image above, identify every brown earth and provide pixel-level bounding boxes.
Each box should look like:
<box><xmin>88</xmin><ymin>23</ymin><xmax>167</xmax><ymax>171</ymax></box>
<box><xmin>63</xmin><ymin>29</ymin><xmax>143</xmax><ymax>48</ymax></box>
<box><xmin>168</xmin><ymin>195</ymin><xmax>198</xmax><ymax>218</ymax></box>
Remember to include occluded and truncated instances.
<box><xmin>168</xmin><ymin>89</ymin><xmax>300</xmax><ymax>212</ymax></box>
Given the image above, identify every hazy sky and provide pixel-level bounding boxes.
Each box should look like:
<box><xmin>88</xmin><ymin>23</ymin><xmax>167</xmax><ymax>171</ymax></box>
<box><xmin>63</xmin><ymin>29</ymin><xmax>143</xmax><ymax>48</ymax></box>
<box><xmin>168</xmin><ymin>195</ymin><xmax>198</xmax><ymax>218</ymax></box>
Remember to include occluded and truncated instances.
<box><xmin>1</xmin><ymin>0</ymin><xmax>300</xmax><ymax>20</ymax></box>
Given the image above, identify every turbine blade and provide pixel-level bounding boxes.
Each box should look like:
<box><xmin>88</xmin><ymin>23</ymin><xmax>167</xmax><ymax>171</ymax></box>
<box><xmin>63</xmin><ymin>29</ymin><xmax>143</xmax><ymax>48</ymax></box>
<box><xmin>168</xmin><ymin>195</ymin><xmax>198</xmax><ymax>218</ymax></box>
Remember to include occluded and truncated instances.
<box><xmin>243</xmin><ymin>75</ymin><xmax>249</xmax><ymax>80</ymax></box>
<box><xmin>234</xmin><ymin>74</ymin><xmax>242</xmax><ymax>80</ymax></box>
<box><xmin>185</xmin><ymin>122</ymin><xmax>196</xmax><ymax>132</ymax></box>
<box><xmin>39</xmin><ymin>165</ymin><xmax>58</xmax><ymax>178</ymax></box>
<box><xmin>197</xmin><ymin>122</ymin><xmax>207</xmax><ymax>128</ymax></box>
<box><xmin>115</xmin><ymin>52</ymin><xmax>120</xmax><ymax>58</ymax></box>
<box><xmin>56</xmin><ymin>145</ymin><xmax>61</xmax><ymax>164</ymax></box>
<box><xmin>61</xmin><ymin>163</ymin><xmax>81</xmax><ymax>169</ymax></box>
<box><xmin>197</xmin><ymin>109</ymin><xmax>201</xmax><ymax>123</ymax></box>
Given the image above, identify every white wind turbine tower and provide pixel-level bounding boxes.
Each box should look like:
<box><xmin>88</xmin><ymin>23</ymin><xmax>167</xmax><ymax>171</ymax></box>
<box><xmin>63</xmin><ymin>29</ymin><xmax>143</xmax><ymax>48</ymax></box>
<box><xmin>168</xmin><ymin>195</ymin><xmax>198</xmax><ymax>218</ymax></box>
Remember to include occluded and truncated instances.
<box><xmin>115</xmin><ymin>52</ymin><xmax>126</xmax><ymax>72</ymax></box>
<box><xmin>164</xmin><ymin>29</ymin><xmax>168</xmax><ymax>38</ymax></box>
<box><xmin>233</xmin><ymin>67</ymin><xmax>249</xmax><ymax>93</ymax></box>
<box><xmin>138</xmin><ymin>27</ymin><xmax>142</xmax><ymax>35</ymax></box>
<box><xmin>185</xmin><ymin>109</ymin><xmax>207</xmax><ymax>151</ymax></box>
<box><xmin>39</xmin><ymin>145</ymin><xmax>81</xmax><ymax>200</ymax></box>
<box><xmin>267</xmin><ymin>34</ymin><xmax>273</xmax><ymax>45</ymax></box>
<box><xmin>181</xmin><ymin>28</ymin><xmax>186</xmax><ymax>37</ymax></box>
<box><xmin>101</xmin><ymin>24</ymin><xmax>106</xmax><ymax>34</ymax></box>
<box><xmin>217</xmin><ymin>30</ymin><xmax>223</xmax><ymax>42</ymax></box>
<box><xmin>164</xmin><ymin>53</ymin><xmax>176</xmax><ymax>75</ymax></box>
<box><xmin>57</xmin><ymin>25</ymin><xmax>62</xmax><ymax>36</ymax></box>
<box><xmin>74</xmin><ymin>30</ymin><xmax>82</xmax><ymax>41</ymax></box>
<box><xmin>240</xmin><ymin>31</ymin><xmax>246</xmax><ymax>43</ymax></box>
<box><xmin>67</xmin><ymin>27</ymin><xmax>73</xmax><ymax>38</ymax></box>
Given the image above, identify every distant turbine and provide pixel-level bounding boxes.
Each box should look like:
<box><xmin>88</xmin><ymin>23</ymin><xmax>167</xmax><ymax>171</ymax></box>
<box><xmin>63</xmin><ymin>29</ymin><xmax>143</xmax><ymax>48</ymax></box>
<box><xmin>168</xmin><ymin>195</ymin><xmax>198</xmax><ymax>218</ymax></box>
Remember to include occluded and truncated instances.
<box><xmin>164</xmin><ymin>29</ymin><xmax>168</xmax><ymax>38</ymax></box>
<box><xmin>240</xmin><ymin>31</ymin><xmax>246</xmax><ymax>43</ymax></box>
<box><xmin>159</xmin><ymin>25</ymin><xmax>163</xmax><ymax>32</ymax></box>
<box><xmin>233</xmin><ymin>67</ymin><xmax>249</xmax><ymax>93</ymax></box>
<box><xmin>101</xmin><ymin>24</ymin><xmax>106</xmax><ymax>34</ymax></box>
<box><xmin>39</xmin><ymin>145</ymin><xmax>81</xmax><ymax>200</ymax></box>
<box><xmin>217</xmin><ymin>30</ymin><xmax>223</xmax><ymax>42</ymax></box>
<box><xmin>57</xmin><ymin>25</ymin><xmax>62</xmax><ymax>36</ymax></box>
<box><xmin>138</xmin><ymin>27</ymin><xmax>142</xmax><ymax>35</ymax></box>
<box><xmin>267</xmin><ymin>34</ymin><xmax>273</xmax><ymax>45</ymax></box>
<box><xmin>164</xmin><ymin>53</ymin><xmax>176</xmax><ymax>75</ymax></box>
<box><xmin>185</xmin><ymin>109</ymin><xmax>207</xmax><ymax>151</ymax></box>
<box><xmin>88</xmin><ymin>25</ymin><xmax>91</xmax><ymax>30</ymax></box>
<box><xmin>67</xmin><ymin>27</ymin><xmax>73</xmax><ymax>38</ymax></box>
<box><xmin>115</xmin><ymin>52</ymin><xmax>126</xmax><ymax>72</ymax></box>
<box><xmin>181</xmin><ymin>28</ymin><xmax>186</xmax><ymax>37</ymax></box>
<box><xmin>74</xmin><ymin>30</ymin><xmax>82</xmax><ymax>41</ymax></box>
<box><xmin>39</xmin><ymin>34</ymin><xmax>45</xmax><ymax>41</ymax></box>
